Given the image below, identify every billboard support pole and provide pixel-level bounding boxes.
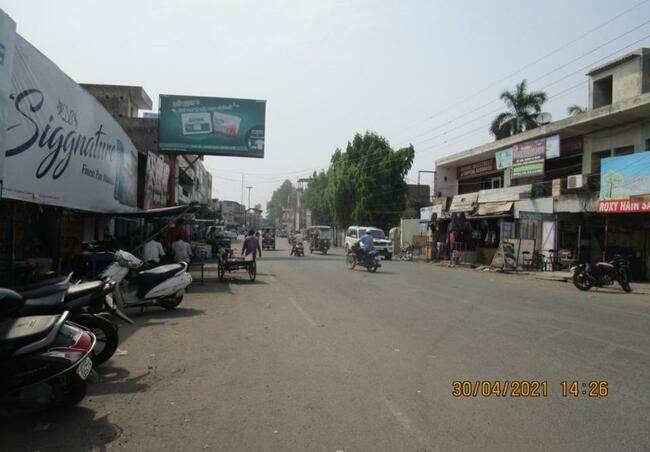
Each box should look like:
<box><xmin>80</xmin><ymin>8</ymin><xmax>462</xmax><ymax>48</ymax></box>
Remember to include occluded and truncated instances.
<box><xmin>168</xmin><ymin>153</ymin><xmax>177</xmax><ymax>207</ymax></box>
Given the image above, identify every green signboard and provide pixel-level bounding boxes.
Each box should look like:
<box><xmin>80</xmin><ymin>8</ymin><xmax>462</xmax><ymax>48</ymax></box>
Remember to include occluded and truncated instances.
<box><xmin>158</xmin><ymin>94</ymin><xmax>266</xmax><ymax>158</ymax></box>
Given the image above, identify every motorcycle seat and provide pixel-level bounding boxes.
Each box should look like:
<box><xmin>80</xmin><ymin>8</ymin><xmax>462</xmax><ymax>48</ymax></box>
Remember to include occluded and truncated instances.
<box><xmin>0</xmin><ymin>315</ymin><xmax>58</xmax><ymax>357</ymax></box>
<box><xmin>138</xmin><ymin>264</ymin><xmax>185</xmax><ymax>298</ymax></box>
<box><xmin>66</xmin><ymin>281</ymin><xmax>104</xmax><ymax>301</ymax></box>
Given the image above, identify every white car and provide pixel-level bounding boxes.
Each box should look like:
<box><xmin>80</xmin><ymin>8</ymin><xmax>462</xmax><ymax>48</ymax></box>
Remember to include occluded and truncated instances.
<box><xmin>345</xmin><ymin>226</ymin><xmax>394</xmax><ymax>260</ymax></box>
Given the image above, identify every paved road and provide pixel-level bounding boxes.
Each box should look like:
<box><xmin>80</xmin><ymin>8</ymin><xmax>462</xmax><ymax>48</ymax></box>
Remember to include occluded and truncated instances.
<box><xmin>4</xmin><ymin>239</ymin><xmax>650</xmax><ymax>451</ymax></box>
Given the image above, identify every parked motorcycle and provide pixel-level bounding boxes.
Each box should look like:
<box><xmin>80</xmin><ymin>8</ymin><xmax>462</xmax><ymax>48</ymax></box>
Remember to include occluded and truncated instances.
<box><xmin>346</xmin><ymin>245</ymin><xmax>381</xmax><ymax>272</ymax></box>
<box><xmin>13</xmin><ymin>279</ymin><xmax>128</xmax><ymax>366</ymax></box>
<box><xmin>291</xmin><ymin>241</ymin><xmax>305</xmax><ymax>257</ymax></box>
<box><xmin>0</xmin><ymin>289</ymin><xmax>96</xmax><ymax>412</ymax></box>
<box><xmin>100</xmin><ymin>250</ymin><xmax>192</xmax><ymax>310</ymax></box>
<box><xmin>572</xmin><ymin>255</ymin><xmax>632</xmax><ymax>293</ymax></box>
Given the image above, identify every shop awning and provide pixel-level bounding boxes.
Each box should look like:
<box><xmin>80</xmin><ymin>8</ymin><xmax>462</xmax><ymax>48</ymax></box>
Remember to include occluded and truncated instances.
<box><xmin>468</xmin><ymin>201</ymin><xmax>513</xmax><ymax>219</ymax></box>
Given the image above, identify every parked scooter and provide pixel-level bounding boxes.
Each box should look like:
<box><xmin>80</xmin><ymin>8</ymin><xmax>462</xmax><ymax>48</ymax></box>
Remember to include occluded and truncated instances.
<box><xmin>346</xmin><ymin>244</ymin><xmax>381</xmax><ymax>272</ymax></box>
<box><xmin>291</xmin><ymin>241</ymin><xmax>305</xmax><ymax>257</ymax></box>
<box><xmin>572</xmin><ymin>254</ymin><xmax>632</xmax><ymax>293</ymax></box>
<box><xmin>0</xmin><ymin>289</ymin><xmax>96</xmax><ymax>413</ymax></box>
<box><xmin>13</xmin><ymin>279</ymin><xmax>129</xmax><ymax>366</ymax></box>
<box><xmin>100</xmin><ymin>250</ymin><xmax>192</xmax><ymax>310</ymax></box>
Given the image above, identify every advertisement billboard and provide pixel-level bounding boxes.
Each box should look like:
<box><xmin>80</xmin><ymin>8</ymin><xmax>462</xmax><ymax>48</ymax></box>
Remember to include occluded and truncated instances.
<box><xmin>143</xmin><ymin>153</ymin><xmax>170</xmax><ymax>209</ymax></box>
<box><xmin>3</xmin><ymin>35</ymin><xmax>138</xmax><ymax>212</ymax></box>
<box><xmin>495</xmin><ymin>148</ymin><xmax>513</xmax><ymax>170</ymax></box>
<box><xmin>512</xmin><ymin>139</ymin><xmax>545</xmax><ymax>178</ymax></box>
<box><xmin>456</xmin><ymin>158</ymin><xmax>496</xmax><ymax>180</ymax></box>
<box><xmin>0</xmin><ymin>9</ymin><xmax>16</xmax><ymax>199</ymax></box>
<box><xmin>158</xmin><ymin>94</ymin><xmax>266</xmax><ymax>158</ymax></box>
<box><xmin>598</xmin><ymin>151</ymin><xmax>650</xmax><ymax>213</ymax></box>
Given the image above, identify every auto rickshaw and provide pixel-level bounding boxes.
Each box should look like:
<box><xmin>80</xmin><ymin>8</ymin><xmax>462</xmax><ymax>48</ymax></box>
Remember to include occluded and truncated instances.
<box><xmin>308</xmin><ymin>226</ymin><xmax>332</xmax><ymax>254</ymax></box>
<box><xmin>261</xmin><ymin>226</ymin><xmax>276</xmax><ymax>251</ymax></box>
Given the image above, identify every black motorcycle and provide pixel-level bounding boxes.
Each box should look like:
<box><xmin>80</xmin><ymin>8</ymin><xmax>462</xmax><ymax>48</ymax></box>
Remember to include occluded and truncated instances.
<box><xmin>572</xmin><ymin>255</ymin><xmax>632</xmax><ymax>293</ymax></box>
<box><xmin>12</xmin><ymin>280</ymin><xmax>125</xmax><ymax>365</ymax></box>
<box><xmin>291</xmin><ymin>242</ymin><xmax>305</xmax><ymax>257</ymax></box>
<box><xmin>0</xmin><ymin>289</ymin><xmax>96</xmax><ymax>413</ymax></box>
<box><xmin>346</xmin><ymin>245</ymin><xmax>381</xmax><ymax>272</ymax></box>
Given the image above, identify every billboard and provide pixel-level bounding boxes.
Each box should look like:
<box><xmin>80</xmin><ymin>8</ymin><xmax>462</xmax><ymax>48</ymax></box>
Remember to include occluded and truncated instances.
<box><xmin>456</xmin><ymin>158</ymin><xmax>496</xmax><ymax>180</ymax></box>
<box><xmin>158</xmin><ymin>94</ymin><xmax>266</xmax><ymax>158</ymax></box>
<box><xmin>512</xmin><ymin>139</ymin><xmax>545</xmax><ymax>178</ymax></box>
<box><xmin>143</xmin><ymin>153</ymin><xmax>170</xmax><ymax>209</ymax></box>
<box><xmin>3</xmin><ymin>35</ymin><xmax>138</xmax><ymax>212</ymax></box>
<box><xmin>598</xmin><ymin>151</ymin><xmax>650</xmax><ymax>213</ymax></box>
<box><xmin>0</xmin><ymin>9</ymin><xmax>16</xmax><ymax>199</ymax></box>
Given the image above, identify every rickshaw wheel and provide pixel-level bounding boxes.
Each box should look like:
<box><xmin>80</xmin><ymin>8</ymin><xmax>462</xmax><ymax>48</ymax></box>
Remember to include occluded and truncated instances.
<box><xmin>248</xmin><ymin>261</ymin><xmax>257</xmax><ymax>281</ymax></box>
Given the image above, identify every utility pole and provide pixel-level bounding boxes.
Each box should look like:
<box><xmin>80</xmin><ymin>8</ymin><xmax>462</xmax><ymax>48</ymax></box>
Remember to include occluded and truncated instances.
<box><xmin>246</xmin><ymin>186</ymin><xmax>253</xmax><ymax>228</ymax></box>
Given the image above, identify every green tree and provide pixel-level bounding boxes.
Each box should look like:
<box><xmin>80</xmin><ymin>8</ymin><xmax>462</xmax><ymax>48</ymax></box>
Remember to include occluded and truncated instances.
<box><xmin>301</xmin><ymin>170</ymin><xmax>332</xmax><ymax>225</ymax></box>
<box><xmin>265</xmin><ymin>180</ymin><xmax>295</xmax><ymax>225</ymax></box>
<box><xmin>567</xmin><ymin>104</ymin><xmax>585</xmax><ymax>116</ymax></box>
<box><xmin>490</xmin><ymin>79</ymin><xmax>548</xmax><ymax>140</ymax></box>
<box><xmin>328</xmin><ymin>131</ymin><xmax>414</xmax><ymax>231</ymax></box>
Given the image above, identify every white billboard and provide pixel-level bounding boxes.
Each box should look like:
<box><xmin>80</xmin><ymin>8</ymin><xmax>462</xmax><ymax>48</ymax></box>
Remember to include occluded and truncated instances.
<box><xmin>0</xmin><ymin>9</ymin><xmax>16</xmax><ymax>199</ymax></box>
<box><xmin>3</xmin><ymin>35</ymin><xmax>138</xmax><ymax>212</ymax></box>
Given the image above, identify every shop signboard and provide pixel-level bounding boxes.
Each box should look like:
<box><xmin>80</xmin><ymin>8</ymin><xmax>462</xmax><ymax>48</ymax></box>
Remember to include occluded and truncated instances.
<box><xmin>545</xmin><ymin>135</ymin><xmax>560</xmax><ymax>159</ymax></box>
<box><xmin>456</xmin><ymin>158</ymin><xmax>496</xmax><ymax>180</ymax></box>
<box><xmin>512</xmin><ymin>138</ymin><xmax>545</xmax><ymax>178</ymax></box>
<box><xmin>449</xmin><ymin>192</ymin><xmax>478</xmax><ymax>212</ymax></box>
<box><xmin>0</xmin><ymin>9</ymin><xmax>16</xmax><ymax>199</ymax></box>
<box><xmin>3</xmin><ymin>35</ymin><xmax>138</xmax><ymax>212</ymax></box>
<box><xmin>158</xmin><ymin>94</ymin><xmax>266</xmax><ymax>158</ymax></box>
<box><xmin>598</xmin><ymin>152</ymin><xmax>650</xmax><ymax>213</ymax></box>
<box><xmin>143</xmin><ymin>153</ymin><xmax>170</xmax><ymax>209</ymax></box>
<box><xmin>420</xmin><ymin>204</ymin><xmax>442</xmax><ymax>221</ymax></box>
<box><xmin>495</xmin><ymin>148</ymin><xmax>513</xmax><ymax>170</ymax></box>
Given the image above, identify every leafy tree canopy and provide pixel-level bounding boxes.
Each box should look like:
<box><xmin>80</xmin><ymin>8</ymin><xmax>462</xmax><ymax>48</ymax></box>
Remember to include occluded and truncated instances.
<box><xmin>490</xmin><ymin>79</ymin><xmax>548</xmax><ymax>140</ymax></box>
<box><xmin>265</xmin><ymin>180</ymin><xmax>295</xmax><ymax>225</ymax></box>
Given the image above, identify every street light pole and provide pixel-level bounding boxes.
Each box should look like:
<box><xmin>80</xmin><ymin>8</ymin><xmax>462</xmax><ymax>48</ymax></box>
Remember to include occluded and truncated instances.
<box><xmin>246</xmin><ymin>186</ymin><xmax>253</xmax><ymax>228</ymax></box>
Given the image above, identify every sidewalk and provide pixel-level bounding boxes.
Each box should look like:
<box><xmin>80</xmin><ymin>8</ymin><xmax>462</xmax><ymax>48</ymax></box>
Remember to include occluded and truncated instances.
<box><xmin>428</xmin><ymin>260</ymin><xmax>650</xmax><ymax>295</ymax></box>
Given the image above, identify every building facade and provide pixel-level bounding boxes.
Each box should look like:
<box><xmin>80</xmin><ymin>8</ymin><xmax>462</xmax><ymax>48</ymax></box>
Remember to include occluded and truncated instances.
<box><xmin>433</xmin><ymin>48</ymin><xmax>650</xmax><ymax>280</ymax></box>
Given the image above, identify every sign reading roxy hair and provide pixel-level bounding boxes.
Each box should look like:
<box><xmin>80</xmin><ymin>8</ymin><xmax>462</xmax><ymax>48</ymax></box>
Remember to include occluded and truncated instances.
<box><xmin>158</xmin><ymin>94</ymin><xmax>266</xmax><ymax>158</ymax></box>
<box><xmin>3</xmin><ymin>35</ymin><xmax>138</xmax><ymax>212</ymax></box>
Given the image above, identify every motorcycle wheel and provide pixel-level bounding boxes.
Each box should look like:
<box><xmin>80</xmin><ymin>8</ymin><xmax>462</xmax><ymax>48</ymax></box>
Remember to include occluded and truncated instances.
<box><xmin>368</xmin><ymin>262</ymin><xmax>378</xmax><ymax>273</ymax></box>
<box><xmin>573</xmin><ymin>271</ymin><xmax>592</xmax><ymax>291</ymax></box>
<box><xmin>78</xmin><ymin>314</ymin><xmax>119</xmax><ymax>366</ymax></box>
<box><xmin>217</xmin><ymin>265</ymin><xmax>225</xmax><ymax>281</ymax></box>
<box><xmin>248</xmin><ymin>262</ymin><xmax>257</xmax><ymax>281</ymax></box>
<box><xmin>620</xmin><ymin>280</ymin><xmax>632</xmax><ymax>293</ymax></box>
<box><xmin>159</xmin><ymin>295</ymin><xmax>183</xmax><ymax>310</ymax></box>
<box><xmin>346</xmin><ymin>255</ymin><xmax>356</xmax><ymax>270</ymax></box>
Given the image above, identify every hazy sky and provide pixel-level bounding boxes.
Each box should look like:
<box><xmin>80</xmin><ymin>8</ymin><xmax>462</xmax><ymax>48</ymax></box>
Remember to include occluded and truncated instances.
<box><xmin>3</xmin><ymin>0</ymin><xmax>649</xmax><ymax>210</ymax></box>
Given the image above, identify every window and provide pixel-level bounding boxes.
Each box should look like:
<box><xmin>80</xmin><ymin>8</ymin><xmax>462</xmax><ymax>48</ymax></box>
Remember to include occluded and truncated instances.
<box><xmin>591</xmin><ymin>150</ymin><xmax>611</xmax><ymax>174</ymax></box>
<box><xmin>348</xmin><ymin>228</ymin><xmax>357</xmax><ymax>238</ymax></box>
<box><xmin>593</xmin><ymin>75</ymin><xmax>613</xmax><ymax>108</ymax></box>
<box><xmin>614</xmin><ymin>146</ymin><xmax>634</xmax><ymax>156</ymax></box>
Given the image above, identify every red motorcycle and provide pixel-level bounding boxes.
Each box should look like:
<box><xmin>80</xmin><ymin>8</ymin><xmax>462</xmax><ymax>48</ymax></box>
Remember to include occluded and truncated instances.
<box><xmin>572</xmin><ymin>255</ymin><xmax>632</xmax><ymax>293</ymax></box>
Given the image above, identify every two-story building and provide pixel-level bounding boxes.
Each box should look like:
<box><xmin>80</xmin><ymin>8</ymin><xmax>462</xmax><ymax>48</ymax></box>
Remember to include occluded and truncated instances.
<box><xmin>434</xmin><ymin>48</ymin><xmax>650</xmax><ymax>280</ymax></box>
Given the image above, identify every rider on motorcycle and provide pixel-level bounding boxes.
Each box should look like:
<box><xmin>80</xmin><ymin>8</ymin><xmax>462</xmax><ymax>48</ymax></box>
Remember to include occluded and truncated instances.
<box><xmin>358</xmin><ymin>230</ymin><xmax>375</xmax><ymax>258</ymax></box>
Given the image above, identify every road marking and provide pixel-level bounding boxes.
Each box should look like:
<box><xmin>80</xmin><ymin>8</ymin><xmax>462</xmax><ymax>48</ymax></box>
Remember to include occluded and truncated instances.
<box><xmin>383</xmin><ymin>398</ymin><xmax>432</xmax><ymax>449</ymax></box>
<box><xmin>288</xmin><ymin>297</ymin><xmax>317</xmax><ymax>327</ymax></box>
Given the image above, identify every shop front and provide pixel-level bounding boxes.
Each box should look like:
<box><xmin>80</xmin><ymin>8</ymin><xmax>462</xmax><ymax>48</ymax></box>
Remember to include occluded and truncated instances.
<box><xmin>1</xmin><ymin>33</ymin><xmax>140</xmax><ymax>284</ymax></box>
<box><xmin>597</xmin><ymin>152</ymin><xmax>650</xmax><ymax>280</ymax></box>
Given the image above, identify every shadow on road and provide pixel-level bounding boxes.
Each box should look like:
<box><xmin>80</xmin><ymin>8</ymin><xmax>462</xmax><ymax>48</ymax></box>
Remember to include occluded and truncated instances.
<box><xmin>91</xmin><ymin>364</ymin><xmax>151</xmax><ymax>396</ymax></box>
<box><xmin>0</xmin><ymin>406</ymin><xmax>123</xmax><ymax>451</ymax></box>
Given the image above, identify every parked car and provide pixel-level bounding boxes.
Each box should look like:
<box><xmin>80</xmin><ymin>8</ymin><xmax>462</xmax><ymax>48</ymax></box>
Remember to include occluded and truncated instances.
<box><xmin>345</xmin><ymin>226</ymin><xmax>393</xmax><ymax>260</ymax></box>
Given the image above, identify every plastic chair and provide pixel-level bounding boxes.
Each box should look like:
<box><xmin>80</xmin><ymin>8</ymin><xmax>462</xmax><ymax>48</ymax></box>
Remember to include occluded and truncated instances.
<box><xmin>521</xmin><ymin>251</ymin><xmax>532</xmax><ymax>270</ymax></box>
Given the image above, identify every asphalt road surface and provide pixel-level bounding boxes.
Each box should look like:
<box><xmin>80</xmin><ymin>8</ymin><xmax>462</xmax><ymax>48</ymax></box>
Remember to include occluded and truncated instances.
<box><xmin>3</xmin><ymin>239</ymin><xmax>650</xmax><ymax>451</ymax></box>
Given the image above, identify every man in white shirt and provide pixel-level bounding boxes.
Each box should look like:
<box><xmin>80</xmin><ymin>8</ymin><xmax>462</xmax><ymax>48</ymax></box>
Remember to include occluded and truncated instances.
<box><xmin>142</xmin><ymin>239</ymin><xmax>165</xmax><ymax>265</ymax></box>
<box><xmin>172</xmin><ymin>238</ymin><xmax>192</xmax><ymax>263</ymax></box>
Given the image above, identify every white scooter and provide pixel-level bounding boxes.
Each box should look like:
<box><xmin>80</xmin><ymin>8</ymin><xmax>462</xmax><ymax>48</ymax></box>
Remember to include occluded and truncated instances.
<box><xmin>100</xmin><ymin>250</ymin><xmax>192</xmax><ymax>311</ymax></box>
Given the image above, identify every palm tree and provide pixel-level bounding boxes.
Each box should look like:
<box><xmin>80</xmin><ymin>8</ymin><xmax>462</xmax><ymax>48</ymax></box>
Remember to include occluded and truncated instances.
<box><xmin>567</xmin><ymin>104</ymin><xmax>585</xmax><ymax>116</ymax></box>
<box><xmin>490</xmin><ymin>79</ymin><xmax>548</xmax><ymax>140</ymax></box>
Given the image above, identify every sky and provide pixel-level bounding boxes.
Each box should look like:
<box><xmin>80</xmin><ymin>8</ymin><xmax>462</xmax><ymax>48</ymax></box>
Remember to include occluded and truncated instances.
<box><xmin>2</xmin><ymin>0</ymin><xmax>649</xmax><ymax>212</ymax></box>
